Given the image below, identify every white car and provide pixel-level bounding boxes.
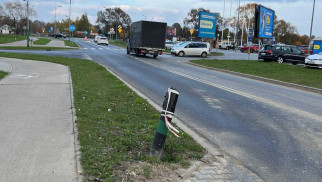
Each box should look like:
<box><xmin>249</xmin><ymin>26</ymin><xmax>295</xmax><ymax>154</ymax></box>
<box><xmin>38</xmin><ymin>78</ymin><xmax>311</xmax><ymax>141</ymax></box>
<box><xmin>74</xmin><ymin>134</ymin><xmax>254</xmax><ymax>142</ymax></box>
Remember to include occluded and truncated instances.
<box><xmin>305</xmin><ymin>52</ymin><xmax>322</xmax><ymax>68</ymax></box>
<box><xmin>94</xmin><ymin>35</ymin><xmax>101</xmax><ymax>43</ymax></box>
<box><xmin>219</xmin><ymin>41</ymin><xmax>235</xmax><ymax>50</ymax></box>
<box><xmin>97</xmin><ymin>37</ymin><xmax>109</xmax><ymax>45</ymax></box>
<box><xmin>171</xmin><ymin>42</ymin><xmax>210</xmax><ymax>57</ymax></box>
<box><xmin>165</xmin><ymin>41</ymin><xmax>178</xmax><ymax>50</ymax></box>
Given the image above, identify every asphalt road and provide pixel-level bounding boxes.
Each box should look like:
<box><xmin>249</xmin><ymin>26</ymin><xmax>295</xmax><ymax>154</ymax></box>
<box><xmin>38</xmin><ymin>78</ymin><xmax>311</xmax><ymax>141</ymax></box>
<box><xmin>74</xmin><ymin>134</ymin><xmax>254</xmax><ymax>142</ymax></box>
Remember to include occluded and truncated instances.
<box><xmin>2</xmin><ymin>39</ymin><xmax>322</xmax><ymax>182</ymax></box>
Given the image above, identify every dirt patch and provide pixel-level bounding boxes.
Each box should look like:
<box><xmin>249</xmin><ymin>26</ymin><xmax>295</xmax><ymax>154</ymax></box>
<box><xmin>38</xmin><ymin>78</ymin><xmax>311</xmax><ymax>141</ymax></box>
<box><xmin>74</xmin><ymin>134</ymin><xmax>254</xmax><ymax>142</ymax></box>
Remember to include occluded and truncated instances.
<box><xmin>115</xmin><ymin>161</ymin><xmax>189</xmax><ymax>182</ymax></box>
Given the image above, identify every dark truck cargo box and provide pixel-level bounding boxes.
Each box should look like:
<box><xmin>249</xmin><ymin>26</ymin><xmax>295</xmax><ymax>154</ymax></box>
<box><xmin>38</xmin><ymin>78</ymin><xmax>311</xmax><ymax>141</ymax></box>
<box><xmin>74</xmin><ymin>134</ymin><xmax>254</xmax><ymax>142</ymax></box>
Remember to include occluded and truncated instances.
<box><xmin>130</xmin><ymin>21</ymin><xmax>167</xmax><ymax>49</ymax></box>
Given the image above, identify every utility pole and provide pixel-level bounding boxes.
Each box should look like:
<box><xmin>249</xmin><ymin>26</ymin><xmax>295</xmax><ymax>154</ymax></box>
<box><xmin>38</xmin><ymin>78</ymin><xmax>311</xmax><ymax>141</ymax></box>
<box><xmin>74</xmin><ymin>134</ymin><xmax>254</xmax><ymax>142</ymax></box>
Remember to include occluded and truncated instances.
<box><xmin>228</xmin><ymin>0</ymin><xmax>232</xmax><ymax>43</ymax></box>
<box><xmin>309</xmin><ymin>0</ymin><xmax>315</xmax><ymax>46</ymax></box>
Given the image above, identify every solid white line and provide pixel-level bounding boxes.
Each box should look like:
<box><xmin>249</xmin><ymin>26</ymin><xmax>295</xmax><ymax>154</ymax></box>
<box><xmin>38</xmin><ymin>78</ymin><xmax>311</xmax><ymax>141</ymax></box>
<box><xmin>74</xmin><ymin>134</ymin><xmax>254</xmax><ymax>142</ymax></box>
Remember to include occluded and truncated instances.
<box><xmin>91</xmin><ymin>48</ymin><xmax>95</xmax><ymax>50</ymax></box>
<box><xmin>99</xmin><ymin>48</ymin><xmax>103</xmax><ymax>50</ymax></box>
<box><xmin>84</xmin><ymin>48</ymin><xmax>88</xmax><ymax>50</ymax></box>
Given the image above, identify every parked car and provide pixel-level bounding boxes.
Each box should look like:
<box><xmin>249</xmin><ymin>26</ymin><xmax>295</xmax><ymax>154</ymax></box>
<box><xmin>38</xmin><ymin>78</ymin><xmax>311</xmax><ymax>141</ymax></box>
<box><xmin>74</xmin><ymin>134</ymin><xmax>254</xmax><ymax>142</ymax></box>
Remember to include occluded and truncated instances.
<box><xmin>258</xmin><ymin>45</ymin><xmax>308</xmax><ymax>65</ymax></box>
<box><xmin>240</xmin><ymin>44</ymin><xmax>259</xmax><ymax>53</ymax></box>
<box><xmin>97</xmin><ymin>37</ymin><xmax>109</xmax><ymax>45</ymax></box>
<box><xmin>219</xmin><ymin>41</ymin><xmax>235</xmax><ymax>50</ymax></box>
<box><xmin>94</xmin><ymin>35</ymin><xmax>101</xmax><ymax>43</ymax></box>
<box><xmin>171</xmin><ymin>42</ymin><xmax>210</xmax><ymax>57</ymax></box>
<box><xmin>296</xmin><ymin>45</ymin><xmax>313</xmax><ymax>55</ymax></box>
<box><xmin>305</xmin><ymin>52</ymin><xmax>322</xmax><ymax>68</ymax></box>
<box><xmin>165</xmin><ymin>41</ymin><xmax>178</xmax><ymax>50</ymax></box>
<box><xmin>52</xmin><ymin>34</ymin><xmax>66</xmax><ymax>38</ymax></box>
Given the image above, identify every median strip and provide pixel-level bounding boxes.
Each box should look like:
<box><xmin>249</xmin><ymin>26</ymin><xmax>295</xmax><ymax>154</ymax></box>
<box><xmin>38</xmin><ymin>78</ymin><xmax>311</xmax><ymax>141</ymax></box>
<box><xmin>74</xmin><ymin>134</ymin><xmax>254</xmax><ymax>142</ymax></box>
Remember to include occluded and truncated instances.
<box><xmin>0</xmin><ymin>71</ymin><xmax>7</xmax><ymax>79</ymax></box>
<box><xmin>190</xmin><ymin>59</ymin><xmax>322</xmax><ymax>92</ymax></box>
<box><xmin>33</xmin><ymin>38</ymin><xmax>52</xmax><ymax>45</ymax></box>
<box><xmin>0</xmin><ymin>52</ymin><xmax>205</xmax><ymax>181</ymax></box>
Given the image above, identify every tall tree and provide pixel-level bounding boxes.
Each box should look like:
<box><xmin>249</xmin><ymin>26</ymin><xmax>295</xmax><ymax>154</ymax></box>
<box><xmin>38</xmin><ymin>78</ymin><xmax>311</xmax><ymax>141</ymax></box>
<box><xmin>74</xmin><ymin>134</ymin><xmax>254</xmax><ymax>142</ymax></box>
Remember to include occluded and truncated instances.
<box><xmin>76</xmin><ymin>13</ymin><xmax>91</xmax><ymax>31</ymax></box>
<box><xmin>96</xmin><ymin>7</ymin><xmax>131</xmax><ymax>35</ymax></box>
<box><xmin>172</xmin><ymin>23</ymin><xmax>182</xmax><ymax>37</ymax></box>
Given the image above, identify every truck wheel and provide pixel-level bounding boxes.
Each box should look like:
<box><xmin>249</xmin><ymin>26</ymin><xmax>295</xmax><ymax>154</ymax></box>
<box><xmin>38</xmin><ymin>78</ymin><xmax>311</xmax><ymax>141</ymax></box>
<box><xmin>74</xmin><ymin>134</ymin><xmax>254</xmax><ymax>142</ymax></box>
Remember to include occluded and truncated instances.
<box><xmin>201</xmin><ymin>52</ymin><xmax>207</xmax><ymax>58</ymax></box>
<box><xmin>143</xmin><ymin>53</ymin><xmax>146</xmax><ymax>56</ymax></box>
<box><xmin>292</xmin><ymin>62</ymin><xmax>298</xmax><ymax>65</ymax></box>
<box><xmin>226</xmin><ymin>47</ymin><xmax>229</xmax><ymax>50</ymax></box>
<box><xmin>135</xmin><ymin>50</ymin><xmax>140</xmax><ymax>56</ymax></box>
<box><xmin>153</xmin><ymin>54</ymin><xmax>158</xmax><ymax>59</ymax></box>
<box><xmin>127</xmin><ymin>47</ymin><xmax>130</xmax><ymax>54</ymax></box>
<box><xmin>178</xmin><ymin>51</ymin><xmax>184</xmax><ymax>57</ymax></box>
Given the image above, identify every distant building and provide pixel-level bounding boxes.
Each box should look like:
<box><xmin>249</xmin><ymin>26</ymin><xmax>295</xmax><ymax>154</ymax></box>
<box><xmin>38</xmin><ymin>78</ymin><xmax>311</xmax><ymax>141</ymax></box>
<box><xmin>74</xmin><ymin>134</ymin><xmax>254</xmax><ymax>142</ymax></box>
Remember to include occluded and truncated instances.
<box><xmin>0</xmin><ymin>24</ymin><xmax>11</xmax><ymax>34</ymax></box>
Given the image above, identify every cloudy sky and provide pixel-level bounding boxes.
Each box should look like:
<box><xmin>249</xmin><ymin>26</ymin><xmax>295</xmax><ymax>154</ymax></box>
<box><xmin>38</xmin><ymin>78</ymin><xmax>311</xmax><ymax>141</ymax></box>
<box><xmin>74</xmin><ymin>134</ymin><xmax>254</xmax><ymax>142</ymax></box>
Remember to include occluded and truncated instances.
<box><xmin>7</xmin><ymin>0</ymin><xmax>321</xmax><ymax>36</ymax></box>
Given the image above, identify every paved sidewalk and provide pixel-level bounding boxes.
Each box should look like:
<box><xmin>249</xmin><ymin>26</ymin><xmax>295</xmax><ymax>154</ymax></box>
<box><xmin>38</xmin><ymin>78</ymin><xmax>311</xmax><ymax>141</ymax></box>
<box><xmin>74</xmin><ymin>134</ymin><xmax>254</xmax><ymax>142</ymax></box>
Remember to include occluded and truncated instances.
<box><xmin>0</xmin><ymin>57</ymin><xmax>79</xmax><ymax>182</ymax></box>
<box><xmin>0</xmin><ymin>37</ymin><xmax>66</xmax><ymax>47</ymax></box>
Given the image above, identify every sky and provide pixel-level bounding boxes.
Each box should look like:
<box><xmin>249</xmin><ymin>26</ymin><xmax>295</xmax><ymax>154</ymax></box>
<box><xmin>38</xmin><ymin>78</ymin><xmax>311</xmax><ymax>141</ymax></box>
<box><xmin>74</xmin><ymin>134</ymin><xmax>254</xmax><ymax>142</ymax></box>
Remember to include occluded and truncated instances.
<box><xmin>3</xmin><ymin>0</ymin><xmax>321</xmax><ymax>36</ymax></box>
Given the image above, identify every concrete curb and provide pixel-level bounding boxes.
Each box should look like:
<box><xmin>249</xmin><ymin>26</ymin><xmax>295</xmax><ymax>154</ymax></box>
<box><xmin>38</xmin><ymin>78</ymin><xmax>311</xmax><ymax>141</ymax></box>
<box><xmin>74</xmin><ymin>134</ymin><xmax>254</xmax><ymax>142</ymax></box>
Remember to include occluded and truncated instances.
<box><xmin>67</xmin><ymin>67</ymin><xmax>84</xmax><ymax>182</ymax></box>
<box><xmin>188</xmin><ymin>62</ymin><xmax>322</xmax><ymax>95</ymax></box>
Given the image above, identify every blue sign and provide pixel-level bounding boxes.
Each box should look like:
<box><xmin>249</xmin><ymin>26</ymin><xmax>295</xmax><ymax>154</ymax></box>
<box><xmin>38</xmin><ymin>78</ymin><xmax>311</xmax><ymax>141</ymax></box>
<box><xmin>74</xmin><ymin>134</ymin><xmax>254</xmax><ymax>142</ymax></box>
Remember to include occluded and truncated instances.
<box><xmin>248</xmin><ymin>36</ymin><xmax>252</xmax><ymax>42</ymax></box>
<box><xmin>258</xmin><ymin>6</ymin><xmax>275</xmax><ymax>38</ymax></box>
<box><xmin>50</xmin><ymin>27</ymin><xmax>53</xmax><ymax>31</ymax></box>
<box><xmin>198</xmin><ymin>11</ymin><xmax>217</xmax><ymax>38</ymax></box>
<box><xmin>84</xmin><ymin>31</ymin><xmax>88</xmax><ymax>35</ymax></box>
<box><xmin>249</xmin><ymin>28</ymin><xmax>254</xmax><ymax>37</ymax></box>
<box><xmin>48</xmin><ymin>30</ymin><xmax>51</xmax><ymax>33</ymax></box>
<box><xmin>69</xmin><ymin>25</ymin><xmax>76</xmax><ymax>32</ymax></box>
<box><xmin>313</xmin><ymin>40</ymin><xmax>322</xmax><ymax>54</ymax></box>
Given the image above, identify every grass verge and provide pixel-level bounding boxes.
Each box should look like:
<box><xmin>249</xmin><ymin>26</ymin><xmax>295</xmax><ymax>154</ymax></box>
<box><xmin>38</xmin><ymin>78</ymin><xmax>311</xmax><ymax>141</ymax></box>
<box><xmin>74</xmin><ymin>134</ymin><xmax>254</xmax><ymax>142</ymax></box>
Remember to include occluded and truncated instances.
<box><xmin>109</xmin><ymin>39</ymin><xmax>127</xmax><ymax>48</ymax></box>
<box><xmin>64</xmin><ymin>40</ymin><xmax>79</xmax><ymax>47</ymax></box>
<box><xmin>0</xmin><ymin>34</ymin><xmax>26</xmax><ymax>44</ymax></box>
<box><xmin>210</xmin><ymin>52</ymin><xmax>225</xmax><ymax>56</ymax></box>
<box><xmin>0</xmin><ymin>46</ymin><xmax>74</xmax><ymax>50</ymax></box>
<box><xmin>190</xmin><ymin>59</ymin><xmax>322</xmax><ymax>89</ymax></box>
<box><xmin>0</xmin><ymin>52</ymin><xmax>205</xmax><ymax>181</ymax></box>
<box><xmin>0</xmin><ymin>71</ymin><xmax>7</xmax><ymax>80</ymax></box>
<box><xmin>33</xmin><ymin>38</ymin><xmax>51</xmax><ymax>45</ymax></box>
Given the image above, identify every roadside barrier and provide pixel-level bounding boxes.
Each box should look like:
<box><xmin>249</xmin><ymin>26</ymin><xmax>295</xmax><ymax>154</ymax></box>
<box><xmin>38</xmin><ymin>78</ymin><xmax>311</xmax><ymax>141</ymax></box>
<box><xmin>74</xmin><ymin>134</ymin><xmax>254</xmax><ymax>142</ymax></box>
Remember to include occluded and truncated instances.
<box><xmin>150</xmin><ymin>88</ymin><xmax>180</xmax><ymax>159</ymax></box>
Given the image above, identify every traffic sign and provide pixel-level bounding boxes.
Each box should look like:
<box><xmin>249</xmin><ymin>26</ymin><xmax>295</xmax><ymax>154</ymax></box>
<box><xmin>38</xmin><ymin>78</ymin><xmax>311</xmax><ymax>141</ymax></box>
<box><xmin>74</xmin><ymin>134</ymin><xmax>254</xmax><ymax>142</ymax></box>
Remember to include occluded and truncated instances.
<box><xmin>49</xmin><ymin>30</ymin><xmax>51</xmax><ymax>33</ymax></box>
<box><xmin>118</xmin><ymin>29</ymin><xmax>122</xmax><ymax>33</ymax></box>
<box><xmin>42</xmin><ymin>27</ymin><xmax>45</xmax><ymax>32</ymax></box>
<box><xmin>189</xmin><ymin>29</ymin><xmax>194</xmax><ymax>35</ymax></box>
<box><xmin>118</xmin><ymin>25</ymin><xmax>122</xmax><ymax>29</ymax></box>
<box><xmin>69</xmin><ymin>25</ymin><xmax>76</xmax><ymax>32</ymax></box>
<box><xmin>50</xmin><ymin>27</ymin><xmax>53</xmax><ymax>31</ymax></box>
<box><xmin>84</xmin><ymin>31</ymin><xmax>88</xmax><ymax>35</ymax></box>
<box><xmin>23</xmin><ymin>26</ymin><xmax>26</xmax><ymax>30</ymax></box>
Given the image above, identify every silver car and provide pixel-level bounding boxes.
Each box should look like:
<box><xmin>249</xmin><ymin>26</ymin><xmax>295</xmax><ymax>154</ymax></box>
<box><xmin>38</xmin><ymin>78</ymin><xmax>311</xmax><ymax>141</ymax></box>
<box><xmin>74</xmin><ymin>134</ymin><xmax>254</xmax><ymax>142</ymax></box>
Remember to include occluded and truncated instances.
<box><xmin>171</xmin><ymin>42</ymin><xmax>210</xmax><ymax>57</ymax></box>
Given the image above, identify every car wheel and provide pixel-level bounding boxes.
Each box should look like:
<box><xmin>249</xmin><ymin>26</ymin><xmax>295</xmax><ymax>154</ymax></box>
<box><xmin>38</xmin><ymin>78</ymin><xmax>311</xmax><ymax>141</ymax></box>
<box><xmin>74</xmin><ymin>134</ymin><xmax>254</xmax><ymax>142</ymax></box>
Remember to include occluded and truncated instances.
<box><xmin>178</xmin><ymin>51</ymin><xmax>184</xmax><ymax>57</ymax></box>
<box><xmin>226</xmin><ymin>47</ymin><xmax>229</xmax><ymax>50</ymax></box>
<box><xmin>201</xmin><ymin>52</ymin><xmax>207</xmax><ymax>58</ymax></box>
<box><xmin>277</xmin><ymin>57</ymin><xmax>284</xmax><ymax>63</ymax></box>
<box><xmin>263</xmin><ymin>59</ymin><xmax>269</xmax><ymax>62</ymax></box>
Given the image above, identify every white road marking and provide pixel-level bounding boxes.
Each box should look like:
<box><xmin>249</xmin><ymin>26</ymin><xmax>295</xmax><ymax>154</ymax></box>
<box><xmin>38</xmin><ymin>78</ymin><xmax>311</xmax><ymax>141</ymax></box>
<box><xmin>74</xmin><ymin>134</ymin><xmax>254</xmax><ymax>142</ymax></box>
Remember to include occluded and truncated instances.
<box><xmin>84</xmin><ymin>48</ymin><xmax>88</xmax><ymax>50</ymax></box>
<box><xmin>99</xmin><ymin>48</ymin><xmax>103</xmax><ymax>50</ymax></box>
<box><xmin>91</xmin><ymin>48</ymin><xmax>95</xmax><ymax>50</ymax></box>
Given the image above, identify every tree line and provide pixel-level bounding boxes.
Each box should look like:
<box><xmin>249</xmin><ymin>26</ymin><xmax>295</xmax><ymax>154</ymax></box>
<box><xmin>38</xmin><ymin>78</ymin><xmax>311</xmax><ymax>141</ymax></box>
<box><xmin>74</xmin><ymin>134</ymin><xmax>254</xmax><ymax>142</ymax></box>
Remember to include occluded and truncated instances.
<box><xmin>0</xmin><ymin>1</ymin><xmax>313</xmax><ymax>45</ymax></box>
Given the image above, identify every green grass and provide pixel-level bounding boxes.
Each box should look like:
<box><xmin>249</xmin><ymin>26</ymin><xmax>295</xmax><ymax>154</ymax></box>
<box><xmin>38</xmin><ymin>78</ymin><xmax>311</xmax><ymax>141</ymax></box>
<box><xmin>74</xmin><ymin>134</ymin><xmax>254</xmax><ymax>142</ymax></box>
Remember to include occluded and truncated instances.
<box><xmin>0</xmin><ymin>71</ymin><xmax>8</xmax><ymax>80</ymax></box>
<box><xmin>0</xmin><ymin>34</ymin><xmax>26</xmax><ymax>44</ymax></box>
<box><xmin>210</xmin><ymin>52</ymin><xmax>225</xmax><ymax>56</ymax></box>
<box><xmin>33</xmin><ymin>38</ymin><xmax>51</xmax><ymax>45</ymax></box>
<box><xmin>0</xmin><ymin>52</ymin><xmax>205</xmax><ymax>181</ymax></box>
<box><xmin>109</xmin><ymin>39</ymin><xmax>127</xmax><ymax>48</ymax></box>
<box><xmin>190</xmin><ymin>59</ymin><xmax>322</xmax><ymax>89</ymax></box>
<box><xmin>0</xmin><ymin>46</ymin><xmax>74</xmax><ymax>50</ymax></box>
<box><xmin>163</xmin><ymin>49</ymin><xmax>171</xmax><ymax>53</ymax></box>
<box><xmin>64</xmin><ymin>40</ymin><xmax>79</xmax><ymax>47</ymax></box>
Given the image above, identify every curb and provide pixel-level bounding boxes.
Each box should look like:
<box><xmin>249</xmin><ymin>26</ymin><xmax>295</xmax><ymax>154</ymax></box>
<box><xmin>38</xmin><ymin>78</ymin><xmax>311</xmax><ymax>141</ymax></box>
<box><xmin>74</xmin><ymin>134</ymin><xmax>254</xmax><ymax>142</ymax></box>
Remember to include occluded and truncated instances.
<box><xmin>187</xmin><ymin>62</ymin><xmax>322</xmax><ymax>95</ymax></box>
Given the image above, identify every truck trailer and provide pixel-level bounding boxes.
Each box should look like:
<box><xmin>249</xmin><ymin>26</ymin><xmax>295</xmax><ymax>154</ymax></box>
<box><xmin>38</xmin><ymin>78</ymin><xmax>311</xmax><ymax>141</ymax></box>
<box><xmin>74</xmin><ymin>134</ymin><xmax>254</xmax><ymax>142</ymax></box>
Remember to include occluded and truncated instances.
<box><xmin>127</xmin><ymin>21</ymin><xmax>167</xmax><ymax>58</ymax></box>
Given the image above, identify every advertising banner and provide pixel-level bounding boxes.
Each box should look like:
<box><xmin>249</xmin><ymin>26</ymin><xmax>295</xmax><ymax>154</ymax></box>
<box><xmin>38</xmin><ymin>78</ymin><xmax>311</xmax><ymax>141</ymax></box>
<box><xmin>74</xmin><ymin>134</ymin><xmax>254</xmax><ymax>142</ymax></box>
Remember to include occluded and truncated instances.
<box><xmin>198</xmin><ymin>11</ymin><xmax>217</xmax><ymax>38</ymax></box>
<box><xmin>313</xmin><ymin>40</ymin><xmax>322</xmax><ymax>54</ymax></box>
<box><xmin>167</xmin><ymin>27</ymin><xmax>176</xmax><ymax>36</ymax></box>
<box><xmin>258</xmin><ymin>6</ymin><xmax>275</xmax><ymax>38</ymax></box>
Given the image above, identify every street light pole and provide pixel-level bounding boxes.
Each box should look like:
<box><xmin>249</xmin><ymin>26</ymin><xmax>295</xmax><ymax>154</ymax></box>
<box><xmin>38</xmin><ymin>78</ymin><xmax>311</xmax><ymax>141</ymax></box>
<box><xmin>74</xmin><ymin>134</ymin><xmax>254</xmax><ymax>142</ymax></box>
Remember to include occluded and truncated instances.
<box><xmin>309</xmin><ymin>0</ymin><xmax>315</xmax><ymax>46</ymax></box>
<box><xmin>54</xmin><ymin>6</ymin><xmax>62</xmax><ymax>34</ymax></box>
<box><xmin>23</xmin><ymin>0</ymin><xmax>30</xmax><ymax>47</ymax></box>
<box><xmin>236</xmin><ymin>0</ymin><xmax>241</xmax><ymax>47</ymax></box>
<box><xmin>68</xmin><ymin>0</ymin><xmax>71</xmax><ymax>41</ymax></box>
<box><xmin>221</xmin><ymin>0</ymin><xmax>225</xmax><ymax>44</ymax></box>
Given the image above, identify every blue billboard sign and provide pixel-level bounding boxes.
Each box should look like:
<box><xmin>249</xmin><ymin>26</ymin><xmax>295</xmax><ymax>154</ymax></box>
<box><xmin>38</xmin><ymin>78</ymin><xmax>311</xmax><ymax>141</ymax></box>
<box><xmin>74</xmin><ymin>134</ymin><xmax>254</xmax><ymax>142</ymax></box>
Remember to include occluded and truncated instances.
<box><xmin>198</xmin><ymin>11</ymin><xmax>217</xmax><ymax>38</ymax></box>
<box><xmin>313</xmin><ymin>40</ymin><xmax>322</xmax><ymax>54</ymax></box>
<box><xmin>258</xmin><ymin>6</ymin><xmax>275</xmax><ymax>38</ymax></box>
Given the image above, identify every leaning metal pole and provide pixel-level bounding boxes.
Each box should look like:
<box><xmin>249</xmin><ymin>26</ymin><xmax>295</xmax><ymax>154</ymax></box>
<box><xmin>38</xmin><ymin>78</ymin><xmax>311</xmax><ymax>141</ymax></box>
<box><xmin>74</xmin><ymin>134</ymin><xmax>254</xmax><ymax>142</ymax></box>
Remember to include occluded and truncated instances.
<box><xmin>308</xmin><ymin>0</ymin><xmax>315</xmax><ymax>47</ymax></box>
